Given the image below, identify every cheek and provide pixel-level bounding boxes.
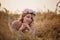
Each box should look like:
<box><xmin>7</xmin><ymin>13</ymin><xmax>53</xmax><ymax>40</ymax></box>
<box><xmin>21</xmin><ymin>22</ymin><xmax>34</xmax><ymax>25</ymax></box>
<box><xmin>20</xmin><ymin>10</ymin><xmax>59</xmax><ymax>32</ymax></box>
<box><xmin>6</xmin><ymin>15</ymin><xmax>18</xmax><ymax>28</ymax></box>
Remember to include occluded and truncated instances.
<box><xmin>27</xmin><ymin>19</ymin><xmax>32</xmax><ymax>23</ymax></box>
<box><xmin>23</xmin><ymin>17</ymin><xmax>32</xmax><ymax>23</ymax></box>
<box><xmin>23</xmin><ymin>17</ymin><xmax>29</xmax><ymax>22</ymax></box>
<box><xmin>23</xmin><ymin>17</ymin><xmax>27</xmax><ymax>22</ymax></box>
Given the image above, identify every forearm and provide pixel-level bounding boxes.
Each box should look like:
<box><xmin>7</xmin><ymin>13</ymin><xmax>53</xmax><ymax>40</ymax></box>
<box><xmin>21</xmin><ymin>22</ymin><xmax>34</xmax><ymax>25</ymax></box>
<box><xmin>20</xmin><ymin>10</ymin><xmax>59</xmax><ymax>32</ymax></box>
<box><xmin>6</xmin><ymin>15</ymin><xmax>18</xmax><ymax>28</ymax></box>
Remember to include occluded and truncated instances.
<box><xmin>19</xmin><ymin>25</ymin><xmax>25</xmax><ymax>31</ymax></box>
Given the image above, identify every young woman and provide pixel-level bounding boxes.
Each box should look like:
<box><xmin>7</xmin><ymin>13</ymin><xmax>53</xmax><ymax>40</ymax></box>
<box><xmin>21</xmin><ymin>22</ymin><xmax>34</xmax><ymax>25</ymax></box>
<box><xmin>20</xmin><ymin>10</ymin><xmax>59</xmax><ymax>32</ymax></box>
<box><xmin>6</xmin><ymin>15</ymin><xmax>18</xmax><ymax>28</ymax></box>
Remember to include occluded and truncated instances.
<box><xmin>11</xmin><ymin>9</ymin><xmax>36</xmax><ymax>34</ymax></box>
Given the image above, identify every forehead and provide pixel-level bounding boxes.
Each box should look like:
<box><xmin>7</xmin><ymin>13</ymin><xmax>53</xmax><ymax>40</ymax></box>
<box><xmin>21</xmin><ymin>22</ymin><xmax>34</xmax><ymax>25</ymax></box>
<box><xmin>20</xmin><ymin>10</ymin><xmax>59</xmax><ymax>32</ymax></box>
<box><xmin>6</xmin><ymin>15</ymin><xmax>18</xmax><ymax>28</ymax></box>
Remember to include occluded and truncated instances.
<box><xmin>26</xmin><ymin>14</ymin><xmax>33</xmax><ymax>16</ymax></box>
<box><xmin>26</xmin><ymin>14</ymin><xmax>33</xmax><ymax>17</ymax></box>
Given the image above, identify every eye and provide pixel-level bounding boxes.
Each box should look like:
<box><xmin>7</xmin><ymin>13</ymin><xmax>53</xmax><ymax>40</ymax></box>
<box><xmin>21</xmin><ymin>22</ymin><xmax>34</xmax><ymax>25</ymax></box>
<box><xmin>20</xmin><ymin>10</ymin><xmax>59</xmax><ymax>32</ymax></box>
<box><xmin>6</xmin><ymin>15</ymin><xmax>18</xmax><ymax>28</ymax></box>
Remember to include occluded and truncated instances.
<box><xmin>27</xmin><ymin>16</ymin><xmax>32</xmax><ymax>19</ymax></box>
<box><xmin>27</xmin><ymin>16</ymin><xmax>30</xmax><ymax>18</ymax></box>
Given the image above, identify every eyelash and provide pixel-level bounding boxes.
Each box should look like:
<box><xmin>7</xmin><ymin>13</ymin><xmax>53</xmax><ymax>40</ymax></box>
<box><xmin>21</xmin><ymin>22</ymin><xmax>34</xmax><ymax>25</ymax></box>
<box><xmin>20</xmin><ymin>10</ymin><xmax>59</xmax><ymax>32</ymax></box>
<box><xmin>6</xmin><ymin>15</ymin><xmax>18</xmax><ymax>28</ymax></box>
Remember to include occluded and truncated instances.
<box><xmin>27</xmin><ymin>16</ymin><xmax>32</xmax><ymax>19</ymax></box>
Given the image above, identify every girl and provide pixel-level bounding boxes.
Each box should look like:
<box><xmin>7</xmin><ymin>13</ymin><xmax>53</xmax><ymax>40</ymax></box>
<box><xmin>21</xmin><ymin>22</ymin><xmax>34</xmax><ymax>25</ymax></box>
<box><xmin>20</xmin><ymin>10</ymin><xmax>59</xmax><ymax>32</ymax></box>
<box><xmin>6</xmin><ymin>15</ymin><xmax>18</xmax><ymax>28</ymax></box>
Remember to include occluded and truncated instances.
<box><xmin>11</xmin><ymin>9</ymin><xmax>36</xmax><ymax>34</ymax></box>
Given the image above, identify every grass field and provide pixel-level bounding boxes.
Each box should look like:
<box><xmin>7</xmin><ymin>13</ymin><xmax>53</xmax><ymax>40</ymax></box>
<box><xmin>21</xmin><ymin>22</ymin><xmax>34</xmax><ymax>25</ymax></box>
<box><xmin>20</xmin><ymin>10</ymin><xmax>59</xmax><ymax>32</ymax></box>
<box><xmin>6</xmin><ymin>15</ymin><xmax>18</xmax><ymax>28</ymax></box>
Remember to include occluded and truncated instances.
<box><xmin>0</xmin><ymin>8</ymin><xmax>60</xmax><ymax>40</ymax></box>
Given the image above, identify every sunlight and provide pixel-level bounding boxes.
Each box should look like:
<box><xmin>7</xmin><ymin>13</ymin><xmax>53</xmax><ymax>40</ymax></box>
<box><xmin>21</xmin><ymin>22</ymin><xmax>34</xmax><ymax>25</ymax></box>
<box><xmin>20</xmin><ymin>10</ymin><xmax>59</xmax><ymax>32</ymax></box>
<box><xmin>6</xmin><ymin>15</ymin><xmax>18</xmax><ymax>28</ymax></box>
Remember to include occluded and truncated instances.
<box><xmin>4</xmin><ymin>0</ymin><xmax>38</xmax><ymax>12</ymax></box>
<box><xmin>1</xmin><ymin>0</ymin><xmax>46</xmax><ymax>12</ymax></box>
<box><xmin>0</xmin><ymin>0</ymin><xmax>60</xmax><ymax>13</ymax></box>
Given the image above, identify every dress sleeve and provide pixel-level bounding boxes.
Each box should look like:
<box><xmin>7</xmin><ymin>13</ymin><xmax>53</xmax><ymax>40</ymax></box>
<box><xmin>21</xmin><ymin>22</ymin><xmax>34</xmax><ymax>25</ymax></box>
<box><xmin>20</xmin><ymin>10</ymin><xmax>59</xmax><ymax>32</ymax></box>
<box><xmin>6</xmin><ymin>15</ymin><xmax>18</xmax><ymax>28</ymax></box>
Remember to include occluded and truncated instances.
<box><xmin>11</xmin><ymin>20</ymin><xmax>20</xmax><ymax>31</ymax></box>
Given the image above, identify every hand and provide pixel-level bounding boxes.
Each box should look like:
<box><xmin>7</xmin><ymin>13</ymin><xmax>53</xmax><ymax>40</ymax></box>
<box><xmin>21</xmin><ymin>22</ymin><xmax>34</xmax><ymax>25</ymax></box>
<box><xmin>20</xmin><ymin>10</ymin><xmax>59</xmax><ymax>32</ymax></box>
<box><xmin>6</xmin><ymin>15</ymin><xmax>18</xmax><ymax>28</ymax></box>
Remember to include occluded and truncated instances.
<box><xmin>23</xmin><ymin>23</ymin><xmax>32</xmax><ymax>33</ymax></box>
<box><xmin>19</xmin><ymin>23</ymin><xmax>32</xmax><ymax>33</ymax></box>
<box><xmin>22</xmin><ymin>23</ymin><xmax>31</xmax><ymax>30</ymax></box>
<box><xmin>19</xmin><ymin>23</ymin><xmax>29</xmax><ymax>31</ymax></box>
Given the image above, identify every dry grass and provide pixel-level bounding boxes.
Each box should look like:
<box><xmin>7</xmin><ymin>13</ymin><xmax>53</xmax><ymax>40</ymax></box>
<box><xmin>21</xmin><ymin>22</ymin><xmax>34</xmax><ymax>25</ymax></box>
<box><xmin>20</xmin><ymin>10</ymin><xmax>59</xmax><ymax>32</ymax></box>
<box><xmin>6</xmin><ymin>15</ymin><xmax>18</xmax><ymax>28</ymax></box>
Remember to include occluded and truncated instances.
<box><xmin>34</xmin><ymin>11</ymin><xmax>60</xmax><ymax>40</ymax></box>
<box><xmin>0</xmin><ymin>8</ymin><xmax>60</xmax><ymax>40</ymax></box>
<box><xmin>0</xmin><ymin>9</ymin><xmax>40</xmax><ymax>40</ymax></box>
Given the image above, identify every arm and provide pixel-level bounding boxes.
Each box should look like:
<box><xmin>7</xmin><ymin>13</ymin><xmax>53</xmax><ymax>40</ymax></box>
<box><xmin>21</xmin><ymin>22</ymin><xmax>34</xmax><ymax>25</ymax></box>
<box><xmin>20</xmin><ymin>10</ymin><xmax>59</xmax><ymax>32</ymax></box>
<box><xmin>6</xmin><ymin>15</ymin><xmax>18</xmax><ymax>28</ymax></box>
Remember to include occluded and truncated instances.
<box><xmin>19</xmin><ymin>23</ymin><xmax>32</xmax><ymax>32</ymax></box>
<box><xmin>11</xmin><ymin>20</ymin><xmax>21</xmax><ymax>31</ymax></box>
<box><xmin>26</xmin><ymin>24</ymin><xmax>35</xmax><ymax>34</ymax></box>
<box><xmin>24</xmin><ymin>23</ymin><xmax>32</xmax><ymax>33</ymax></box>
<box><xmin>19</xmin><ymin>23</ymin><xmax>25</xmax><ymax>31</ymax></box>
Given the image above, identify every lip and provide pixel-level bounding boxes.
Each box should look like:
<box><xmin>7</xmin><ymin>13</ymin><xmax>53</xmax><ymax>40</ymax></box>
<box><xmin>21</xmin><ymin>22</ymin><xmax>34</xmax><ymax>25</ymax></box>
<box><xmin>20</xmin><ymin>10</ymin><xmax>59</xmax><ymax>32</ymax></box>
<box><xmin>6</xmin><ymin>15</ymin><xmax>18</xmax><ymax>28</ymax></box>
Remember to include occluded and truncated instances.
<box><xmin>26</xmin><ymin>20</ymin><xmax>31</xmax><ymax>24</ymax></box>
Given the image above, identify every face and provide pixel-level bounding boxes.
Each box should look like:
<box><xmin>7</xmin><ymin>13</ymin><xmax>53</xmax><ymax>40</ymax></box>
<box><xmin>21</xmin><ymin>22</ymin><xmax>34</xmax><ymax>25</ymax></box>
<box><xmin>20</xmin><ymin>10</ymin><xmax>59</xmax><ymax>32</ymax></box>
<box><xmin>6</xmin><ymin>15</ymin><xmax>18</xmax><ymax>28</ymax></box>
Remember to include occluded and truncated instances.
<box><xmin>23</xmin><ymin>14</ymin><xmax>33</xmax><ymax>24</ymax></box>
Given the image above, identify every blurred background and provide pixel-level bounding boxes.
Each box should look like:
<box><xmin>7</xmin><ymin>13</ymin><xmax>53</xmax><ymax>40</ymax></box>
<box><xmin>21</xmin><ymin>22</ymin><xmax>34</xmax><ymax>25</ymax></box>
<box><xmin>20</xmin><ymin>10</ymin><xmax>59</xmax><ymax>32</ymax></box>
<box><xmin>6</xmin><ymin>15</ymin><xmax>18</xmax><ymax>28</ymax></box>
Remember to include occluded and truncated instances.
<box><xmin>0</xmin><ymin>0</ymin><xmax>60</xmax><ymax>40</ymax></box>
<box><xmin>0</xmin><ymin>0</ymin><xmax>60</xmax><ymax>13</ymax></box>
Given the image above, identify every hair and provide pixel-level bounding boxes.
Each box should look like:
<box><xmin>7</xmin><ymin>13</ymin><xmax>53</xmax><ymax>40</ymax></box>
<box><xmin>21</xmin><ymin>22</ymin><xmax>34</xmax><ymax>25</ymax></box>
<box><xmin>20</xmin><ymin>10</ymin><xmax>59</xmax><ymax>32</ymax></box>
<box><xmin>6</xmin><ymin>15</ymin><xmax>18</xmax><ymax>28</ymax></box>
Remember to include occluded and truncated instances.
<box><xmin>18</xmin><ymin>13</ymin><xmax>35</xmax><ymax>27</ymax></box>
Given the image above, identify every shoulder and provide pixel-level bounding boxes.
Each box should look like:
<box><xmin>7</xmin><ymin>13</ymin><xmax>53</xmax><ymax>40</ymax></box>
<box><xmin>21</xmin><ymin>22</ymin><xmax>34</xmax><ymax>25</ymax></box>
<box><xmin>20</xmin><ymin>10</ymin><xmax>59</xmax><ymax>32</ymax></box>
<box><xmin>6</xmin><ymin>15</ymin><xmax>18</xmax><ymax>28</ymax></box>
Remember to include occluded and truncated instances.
<box><xmin>11</xmin><ymin>20</ymin><xmax>19</xmax><ymax>27</ymax></box>
<box><xmin>12</xmin><ymin>20</ymin><xmax>22</xmax><ymax>25</ymax></box>
<box><xmin>11</xmin><ymin>20</ymin><xmax>22</xmax><ymax>30</ymax></box>
<box><xmin>11</xmin><ymin>20</ymin><xmax>22</xmax><ymax>26</ymax></box>
<box><xmin>12</xmin><ymin>20</ymin><xmax>19</xmax><ymax>24</ymax></box>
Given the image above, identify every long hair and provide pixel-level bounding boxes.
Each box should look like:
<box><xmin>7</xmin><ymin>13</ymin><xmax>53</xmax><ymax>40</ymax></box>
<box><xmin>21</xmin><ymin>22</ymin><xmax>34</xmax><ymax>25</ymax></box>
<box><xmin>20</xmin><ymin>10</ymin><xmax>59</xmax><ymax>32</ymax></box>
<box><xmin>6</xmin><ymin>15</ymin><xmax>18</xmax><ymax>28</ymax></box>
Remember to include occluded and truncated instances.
<box><xmin>18</xmin><ymin>13</ymin><xmax>34</xmax><ymax>27</ymax></box>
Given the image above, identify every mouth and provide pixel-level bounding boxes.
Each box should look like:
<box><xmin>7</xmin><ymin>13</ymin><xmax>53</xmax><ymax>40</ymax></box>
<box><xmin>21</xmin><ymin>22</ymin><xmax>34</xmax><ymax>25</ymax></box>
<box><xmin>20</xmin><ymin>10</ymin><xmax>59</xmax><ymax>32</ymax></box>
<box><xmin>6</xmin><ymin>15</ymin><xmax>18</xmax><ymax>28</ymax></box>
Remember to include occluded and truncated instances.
<box><xmin>26</xmin><ymin>21</ymin><xmax>31</xmax><ymax>24</ymax></box>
